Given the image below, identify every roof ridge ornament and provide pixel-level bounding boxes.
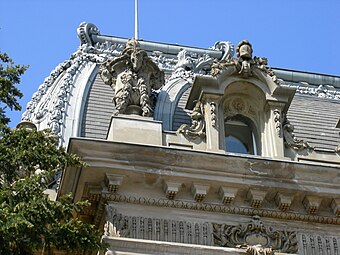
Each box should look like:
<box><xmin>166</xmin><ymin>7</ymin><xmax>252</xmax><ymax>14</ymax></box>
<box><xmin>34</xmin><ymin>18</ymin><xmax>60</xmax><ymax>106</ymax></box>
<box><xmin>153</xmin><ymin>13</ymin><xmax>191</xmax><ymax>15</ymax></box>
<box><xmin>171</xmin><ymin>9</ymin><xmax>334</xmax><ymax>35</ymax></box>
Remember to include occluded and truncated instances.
<box><xmin>77</xmin><ymin>22</ymin><xmax>100</xmax><ymax>46</ymax></box>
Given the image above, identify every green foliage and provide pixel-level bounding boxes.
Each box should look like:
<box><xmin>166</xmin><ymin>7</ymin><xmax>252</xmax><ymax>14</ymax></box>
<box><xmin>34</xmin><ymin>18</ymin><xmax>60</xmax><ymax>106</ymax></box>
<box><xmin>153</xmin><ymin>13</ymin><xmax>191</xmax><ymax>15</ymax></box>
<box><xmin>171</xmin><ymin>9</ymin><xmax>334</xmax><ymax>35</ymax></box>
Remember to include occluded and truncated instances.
<box><xmin>0</xmin><ymin>51</ymin><xmax>28</xmax><ymax>133</ymax></box>
<box><xmin>0</xmin><ymin>128</ymin><xmax>104</xmax><ymax>254</ymax></box>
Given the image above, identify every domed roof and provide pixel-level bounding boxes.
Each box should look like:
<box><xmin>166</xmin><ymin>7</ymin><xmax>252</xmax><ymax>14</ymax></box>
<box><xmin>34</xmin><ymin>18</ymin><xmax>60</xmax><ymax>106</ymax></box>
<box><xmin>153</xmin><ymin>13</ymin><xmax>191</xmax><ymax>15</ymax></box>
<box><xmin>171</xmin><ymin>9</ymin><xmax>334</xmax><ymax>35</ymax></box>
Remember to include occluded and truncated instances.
<box><xmin>22</xmin><ymin>22</ymin><xmax>340</xmax><ymax>152</ymax></box>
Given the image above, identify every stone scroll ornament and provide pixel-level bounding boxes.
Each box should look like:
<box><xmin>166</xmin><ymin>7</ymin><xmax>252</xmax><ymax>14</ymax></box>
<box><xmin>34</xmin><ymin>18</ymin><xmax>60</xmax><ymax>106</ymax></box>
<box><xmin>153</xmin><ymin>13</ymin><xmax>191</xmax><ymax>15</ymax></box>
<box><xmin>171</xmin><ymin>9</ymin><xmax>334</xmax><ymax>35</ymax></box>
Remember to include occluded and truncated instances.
<box><xmin>282</xmin><ymin>115</ymin><xmax>314</xmax><ymax>151</ymax></box>
<box><xmin>177</xmin><ymin>100</ymin><xmax>205</xmax><ymax>140</ymax></box>
<box><xmin>212</xmin><ymin>216</ymin><xmax>298</xmax><ymax>253</ymax></box>
<box><xmin>211</xmin><ymin>40</ymin><xmax>278</xmax><ymax>84</ymax></box>
<box><xmin>100</xmin><ymin>39</ymin><xmax>164</xmax><ymax>117</ymax></box>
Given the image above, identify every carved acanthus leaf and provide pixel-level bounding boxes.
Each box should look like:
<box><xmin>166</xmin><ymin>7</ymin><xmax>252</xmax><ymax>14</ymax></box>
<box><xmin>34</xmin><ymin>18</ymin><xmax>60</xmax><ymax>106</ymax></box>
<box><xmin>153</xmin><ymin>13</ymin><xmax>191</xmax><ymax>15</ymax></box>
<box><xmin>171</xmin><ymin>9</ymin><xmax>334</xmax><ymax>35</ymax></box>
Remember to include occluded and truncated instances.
<box><xmin>212</xmin><ymin>216</ymin><xmax>298</xmax><ymax>253</ymax></box>
<box><xmin>177</xmin><ymin>100</ymin><xmax>205</xmax><ymax>140</ymax></box>
<box><xmin>282</xmin><ymin>116</ymin><xmax>314</xmax><ymax>151</ymax></box>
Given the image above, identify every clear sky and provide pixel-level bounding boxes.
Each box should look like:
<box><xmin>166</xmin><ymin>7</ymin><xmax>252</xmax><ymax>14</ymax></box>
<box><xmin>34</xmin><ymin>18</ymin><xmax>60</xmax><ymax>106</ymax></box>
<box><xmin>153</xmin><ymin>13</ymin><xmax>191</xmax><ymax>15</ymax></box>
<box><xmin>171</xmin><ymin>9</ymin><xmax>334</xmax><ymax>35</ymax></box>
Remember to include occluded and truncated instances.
<box><xmin>1</xmin><ymin>0</ymin><xmax>340</xmax><ymax>127</ymax></box>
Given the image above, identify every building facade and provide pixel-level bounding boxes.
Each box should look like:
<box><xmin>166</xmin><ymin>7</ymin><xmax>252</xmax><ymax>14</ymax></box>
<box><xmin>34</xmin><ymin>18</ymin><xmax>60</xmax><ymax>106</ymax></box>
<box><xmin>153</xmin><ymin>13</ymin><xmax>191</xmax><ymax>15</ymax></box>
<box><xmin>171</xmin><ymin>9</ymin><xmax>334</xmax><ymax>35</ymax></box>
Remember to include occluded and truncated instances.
<box><xmin>23</xmin><ymin>22</ymin><xmax>340</xmax><ymax>255</ymax></box>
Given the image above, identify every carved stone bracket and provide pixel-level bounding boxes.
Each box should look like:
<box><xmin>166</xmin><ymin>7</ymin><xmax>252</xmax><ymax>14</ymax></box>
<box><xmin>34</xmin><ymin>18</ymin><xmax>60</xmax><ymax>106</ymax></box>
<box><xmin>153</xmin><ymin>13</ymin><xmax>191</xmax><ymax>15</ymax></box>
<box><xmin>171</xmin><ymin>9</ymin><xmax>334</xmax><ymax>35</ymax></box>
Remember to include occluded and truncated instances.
<box><xmin>247</xmin><ymin>189</ymin><xmax>267</xmax><ymax>208</ymax></box>
<box><xmin>282</xmin><ymin>116</ymin><xmax>314</xmax><ymax>151</ymax></box>
<box><xmin>331</xmin><ymin>198</ymin><xmax>340</xmax><ymax>217</ymax></box>
<box><xmin>275</xmin><ymin>193</ymin><xmax>293</xmax><ymax>212</ymax></box>
<box><xmin>177</xmin><ymin>100</ymin><xmax>206</xmax><ymax>140</ymax></box>
<box><xmin>303</xmin><ymin>196</ymin><xmax>322</xmax><ymax>214</ymax></box>
<box><xmin>219</xmin><ymin>186</ymin><xmax>238</xmax><ymax>205</ymax></box>
<box><xmin>191</xmin><ymin>183</ymin><xmax>209</xmax><ymax>202</ymax></box>
<box><xmin>163</xmin><ymin>181</ymin><xmax>182</xmax><ymax>200</ymax></box>
<box><xmin>213</xmin><ymin>216</ymin><xmax>298</xmax><ymax>253</ymax></box>
<box><xmin>105</xmin><ymin>174</ymin><xmax>124</xmax><ymax>193</ymax></box>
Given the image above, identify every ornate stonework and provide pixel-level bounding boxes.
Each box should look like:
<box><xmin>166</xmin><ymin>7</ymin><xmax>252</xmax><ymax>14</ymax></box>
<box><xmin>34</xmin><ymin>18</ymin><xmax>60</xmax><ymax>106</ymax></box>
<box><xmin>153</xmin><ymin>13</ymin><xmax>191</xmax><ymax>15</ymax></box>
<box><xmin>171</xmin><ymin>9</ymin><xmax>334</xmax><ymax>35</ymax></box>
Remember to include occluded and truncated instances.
<box><xmin>210</xmin><ymin>102</ymin><xmax>217</xmax><ymax>127</ymax></box>
<box><xmin>211</xmin><ymin>40</ymin><xmax>278</xmax><ymax>84</ymax></box>
<box><xmin>282</xmin><ymin>116</ymin><xmax>314</xmax><ymax>151</ymax></box>
<box><xmin>21</xmin><ymin>34</ymin><xmax>123</xmax><ymax>142</ymax></box>
<box><xmin>100</xmin><ymin>39</ymin><xmax>164</xmax><ymax>117</ymax></box>
<box><xmin>246</xmin><ymin>245</ymin><xmax>273</xmax><ymax>255</ymax></box>
<box><xmin>212</xmin><ymin>216</ymin><xmax>298</xmax><ymax>253</ymax></box>
<box><xmin>273</xmin><ymin>109</ymin><xmax>282</xmax><ymax>138</ymax></box>
<box><xmin>177</xmin><ymin>100</ymin><xmax>205</xmax><ymax>140</ymax></box>
<box><xmin>101</xmin><ymin>193</ymin><xmax>340</xmax><ymax>226</ymax></box>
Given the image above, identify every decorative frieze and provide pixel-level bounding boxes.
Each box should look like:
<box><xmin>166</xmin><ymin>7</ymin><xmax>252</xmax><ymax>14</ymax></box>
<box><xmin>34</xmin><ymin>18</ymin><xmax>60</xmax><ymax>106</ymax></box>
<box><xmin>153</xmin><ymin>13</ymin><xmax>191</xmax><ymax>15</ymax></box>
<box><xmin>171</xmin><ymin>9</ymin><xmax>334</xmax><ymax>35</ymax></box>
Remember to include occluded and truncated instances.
<box><xmin>104</xmin><ymin>206</ymin><xmax>212</xmax><ymax>245</ymax></box>
<box><xmin>212</xmin><ymin>216</ymin><xmax>298</xmax><ymax>253</ymax></box>
<box><xmin>299</xmin><ymin>234</ymin><xmax>340</xmax><ymax>255</ymax></box>
<box><xmin>102</xmin><ymin>193</ymin><xmax>340</xmax><ymax>225</ymax></box>
<box><xmin>281</xmin><ymin>82</ymin><xmax>340</xmax><ymax>101</ymax></box>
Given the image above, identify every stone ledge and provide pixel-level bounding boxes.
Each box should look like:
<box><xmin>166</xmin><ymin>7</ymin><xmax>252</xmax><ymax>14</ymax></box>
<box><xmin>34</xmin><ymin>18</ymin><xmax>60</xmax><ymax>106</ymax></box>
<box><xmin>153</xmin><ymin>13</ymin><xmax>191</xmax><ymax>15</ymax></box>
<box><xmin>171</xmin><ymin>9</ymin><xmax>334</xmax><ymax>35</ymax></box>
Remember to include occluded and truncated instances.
<box><xmin>101</xmin><ymin>237</ymin><xmax>296</xmax><ymax>255</ymax></box>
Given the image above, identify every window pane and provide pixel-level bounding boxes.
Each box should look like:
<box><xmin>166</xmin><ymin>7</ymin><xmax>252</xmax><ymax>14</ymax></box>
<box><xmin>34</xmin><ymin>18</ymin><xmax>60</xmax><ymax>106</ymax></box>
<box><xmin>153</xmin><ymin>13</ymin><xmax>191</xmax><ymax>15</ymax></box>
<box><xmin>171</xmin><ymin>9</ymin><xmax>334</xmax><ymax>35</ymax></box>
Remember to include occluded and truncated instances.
<box><xmin>225</xmin><ymin>135</ymin><xmax>249</xmax><ymax>154</ymax></box>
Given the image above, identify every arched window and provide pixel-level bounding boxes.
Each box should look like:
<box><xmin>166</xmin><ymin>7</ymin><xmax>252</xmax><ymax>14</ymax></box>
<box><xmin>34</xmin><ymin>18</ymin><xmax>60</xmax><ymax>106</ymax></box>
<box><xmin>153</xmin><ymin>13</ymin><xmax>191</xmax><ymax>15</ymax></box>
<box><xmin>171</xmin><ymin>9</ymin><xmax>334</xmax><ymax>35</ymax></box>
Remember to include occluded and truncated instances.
<box><xmin>224</xmin><ymin>116</ymin><xmax>258</xmax><ymax>155</ymax></box>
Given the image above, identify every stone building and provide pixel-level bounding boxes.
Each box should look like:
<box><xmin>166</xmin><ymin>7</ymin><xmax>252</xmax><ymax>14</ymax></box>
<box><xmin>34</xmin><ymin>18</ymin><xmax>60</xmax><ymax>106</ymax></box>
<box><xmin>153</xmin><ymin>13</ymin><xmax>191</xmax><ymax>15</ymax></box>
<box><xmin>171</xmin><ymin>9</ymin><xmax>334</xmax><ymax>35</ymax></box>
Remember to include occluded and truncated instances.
<box><xmin>22</xmin><ymin>22</ymin><xmax>340</xmax><ymax>255</ymax></box>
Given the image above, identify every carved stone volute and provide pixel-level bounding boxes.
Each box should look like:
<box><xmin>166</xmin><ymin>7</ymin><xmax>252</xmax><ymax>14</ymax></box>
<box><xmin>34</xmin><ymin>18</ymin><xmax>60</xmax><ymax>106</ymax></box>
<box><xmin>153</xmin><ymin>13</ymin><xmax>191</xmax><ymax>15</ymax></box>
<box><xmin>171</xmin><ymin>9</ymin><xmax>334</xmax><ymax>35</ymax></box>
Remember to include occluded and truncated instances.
<box><xmin>282</xmin><ymin>115</ymin><xmax>314</xmax><ymax>151</ymax></box>
<box><xmin>177</xmin><ymin>100</ymin><xmax>205</xmax><ymax>140</ymax></box>
<box><xmin>100</xmin><ymin>39</ymin><xmax>164</xmax><ymax>117</ymax></box>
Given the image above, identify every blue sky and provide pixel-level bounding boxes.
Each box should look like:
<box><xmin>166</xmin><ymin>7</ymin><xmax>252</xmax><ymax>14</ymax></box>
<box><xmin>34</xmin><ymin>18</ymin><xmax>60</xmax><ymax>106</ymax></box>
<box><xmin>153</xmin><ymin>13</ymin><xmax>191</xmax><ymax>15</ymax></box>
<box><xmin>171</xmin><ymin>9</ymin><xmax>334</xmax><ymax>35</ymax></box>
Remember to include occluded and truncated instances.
<box><xmin>1</xmin><ymin>0</ymin><xmax>339</xmax><ymax>127</ymax></box>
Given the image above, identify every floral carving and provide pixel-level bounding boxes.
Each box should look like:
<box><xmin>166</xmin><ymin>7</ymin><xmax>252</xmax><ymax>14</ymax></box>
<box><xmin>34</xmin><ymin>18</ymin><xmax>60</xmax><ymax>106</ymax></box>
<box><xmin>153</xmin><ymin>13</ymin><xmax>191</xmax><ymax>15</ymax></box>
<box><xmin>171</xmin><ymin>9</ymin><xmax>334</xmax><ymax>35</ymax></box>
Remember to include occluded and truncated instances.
<box><xmin>213</xmin><ymin>216</ymin><xmax>298</xmax><ymax>253</ymax></box>
<box><xmin>210</xmin><ymin>102</ymin><xmax>217</xmax><ymax>127</ymax></box>
<box><xmin>273</xmin><ymin>109</ymin><xmax>282</xmax><ymax>137</ymax></box>
<box><xmin>100</xmin><ymin>39</ymin><xmax>164</xmax><ymax>117</ymax></box>
<box><xmin>177</xmin><ymin>100</ymin><xmax>205</xmax><ymax>140</ymax></box>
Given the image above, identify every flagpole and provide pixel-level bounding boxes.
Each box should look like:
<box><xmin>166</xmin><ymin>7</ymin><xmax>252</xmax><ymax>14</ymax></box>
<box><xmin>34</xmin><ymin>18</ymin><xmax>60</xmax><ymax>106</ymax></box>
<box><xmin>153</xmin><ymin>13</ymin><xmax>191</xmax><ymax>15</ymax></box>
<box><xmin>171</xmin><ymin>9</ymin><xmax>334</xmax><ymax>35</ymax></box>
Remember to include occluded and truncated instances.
<box><xmin>134</xmin><ymin>0</ymin><xmax>139</xmax><ymax>40</ymax></box>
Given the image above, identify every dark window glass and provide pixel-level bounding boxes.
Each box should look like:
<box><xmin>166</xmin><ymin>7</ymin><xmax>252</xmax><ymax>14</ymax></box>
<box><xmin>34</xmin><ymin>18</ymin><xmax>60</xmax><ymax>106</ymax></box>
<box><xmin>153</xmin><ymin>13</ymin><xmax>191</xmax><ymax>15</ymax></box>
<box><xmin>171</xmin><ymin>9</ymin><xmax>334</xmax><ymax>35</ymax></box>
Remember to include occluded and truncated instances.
<box><xmin>225</xmin><ymin>119</ymin><xmax>256</xmax><ymax>155</ymax></box>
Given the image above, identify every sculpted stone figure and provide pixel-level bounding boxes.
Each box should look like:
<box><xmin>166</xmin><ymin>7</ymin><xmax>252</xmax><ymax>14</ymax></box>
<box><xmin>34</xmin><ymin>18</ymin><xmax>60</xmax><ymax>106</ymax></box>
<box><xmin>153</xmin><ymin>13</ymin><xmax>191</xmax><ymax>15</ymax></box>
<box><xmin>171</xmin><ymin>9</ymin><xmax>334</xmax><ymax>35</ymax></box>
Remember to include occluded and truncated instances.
<box><xmin>211</xmin><ymin>40</ymin><xmax>278</xmax><ymax>83</ymax></box>
<box><xmin>100</xmin><ymin>39</ymin><xmax>164</xmax><ymax>116</ymax></box>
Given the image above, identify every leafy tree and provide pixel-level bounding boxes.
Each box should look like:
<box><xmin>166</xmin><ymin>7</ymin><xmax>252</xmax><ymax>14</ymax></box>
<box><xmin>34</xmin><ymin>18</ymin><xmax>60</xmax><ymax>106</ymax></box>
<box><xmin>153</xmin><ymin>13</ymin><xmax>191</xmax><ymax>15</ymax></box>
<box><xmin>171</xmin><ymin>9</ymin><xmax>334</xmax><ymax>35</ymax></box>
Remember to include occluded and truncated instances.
<box><xmin>0</xmin><ymin>51</ymin><xmax>28</xmax><ymax>133</ymax></box>
<box><xmin>0</xmin><ymin>53</ymin><xmax>104</xmax><ymax>254</ymax></box>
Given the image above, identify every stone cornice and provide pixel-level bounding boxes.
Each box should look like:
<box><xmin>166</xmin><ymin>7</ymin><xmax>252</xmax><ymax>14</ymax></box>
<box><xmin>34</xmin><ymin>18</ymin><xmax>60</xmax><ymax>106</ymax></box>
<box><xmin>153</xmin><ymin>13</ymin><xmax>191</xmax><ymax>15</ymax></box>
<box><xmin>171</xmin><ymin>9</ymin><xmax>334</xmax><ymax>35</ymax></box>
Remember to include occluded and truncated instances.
<box><xmin>67</xmin><ymin>138</ymin><xmax>340</xmax><ymax>196</ymax></box>
<box><xmin>102</xmin><ymin>193</ymin><xmax>340</xmax><ymax>225</ymax></box>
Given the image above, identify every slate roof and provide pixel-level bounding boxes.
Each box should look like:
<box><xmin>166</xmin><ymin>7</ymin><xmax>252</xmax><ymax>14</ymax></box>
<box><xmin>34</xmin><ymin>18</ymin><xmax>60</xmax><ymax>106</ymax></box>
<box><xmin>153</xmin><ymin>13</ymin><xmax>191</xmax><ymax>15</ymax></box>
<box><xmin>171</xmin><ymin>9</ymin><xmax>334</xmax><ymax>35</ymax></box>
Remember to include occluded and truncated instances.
<box><xmin>80</xmin><ymin>70</ymin><xmax>340</xmax><ymax>153</ymax></box>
